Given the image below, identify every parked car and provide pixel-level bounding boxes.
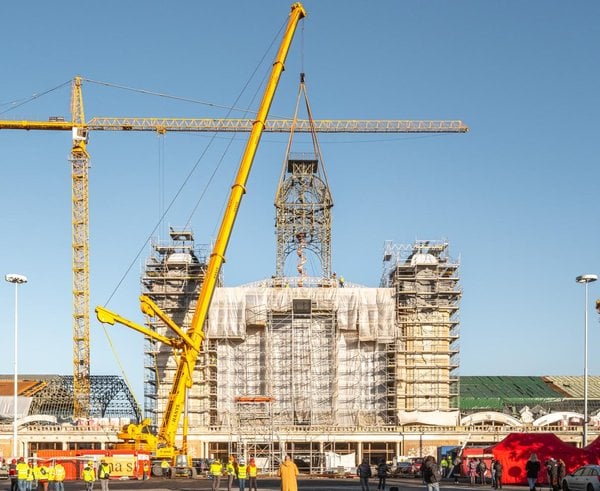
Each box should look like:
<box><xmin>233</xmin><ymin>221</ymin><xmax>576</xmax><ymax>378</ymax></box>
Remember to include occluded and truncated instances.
<box><xmin>411</xmin><ymin>457</ymin><xmax>424</xmax><ymax>475</ymax></box>
<box><xmin>394</xmin><ymin>461</ymin><xmax>419</xmax><ymax>477</ymax></box>
<box><xmin>562</xmin><ymin>465</ymin><xmax>600</xmax><ymax>491</ymax></box>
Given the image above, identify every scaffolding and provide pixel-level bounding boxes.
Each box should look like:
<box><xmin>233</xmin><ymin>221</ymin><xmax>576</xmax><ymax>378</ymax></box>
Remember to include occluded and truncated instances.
<box><xmin>141</xmin><ymin>228</ymin><xmax>211</xmax><ymax>429</ymax></box>
<box><xmin>234</xmin><ymin>396</ymin><xmax>275</xmax><ymax>472</ymax></box>
<box><xmin>205</xmin><ymin>286</ymin><xmax>396</xmax><ymax>429</ymax></box>
<box><xmin>381</xmin><ymin>240</ymin><xmax>461</xmax><ymax>425</ymax></box>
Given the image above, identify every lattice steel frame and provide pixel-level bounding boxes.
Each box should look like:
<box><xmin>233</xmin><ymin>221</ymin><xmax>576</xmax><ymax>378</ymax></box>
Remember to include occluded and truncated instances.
<box><xmin>21</xmin><ymin>375</ymin><xmax>140</xmax><ymax>422</ymax></box>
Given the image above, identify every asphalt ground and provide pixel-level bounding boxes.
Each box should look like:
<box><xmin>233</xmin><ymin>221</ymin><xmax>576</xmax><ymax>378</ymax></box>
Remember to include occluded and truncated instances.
<box><xmin>25</xmin><ymin>477</ymin><xmax>527</xmax><ymax>491</ymax></box>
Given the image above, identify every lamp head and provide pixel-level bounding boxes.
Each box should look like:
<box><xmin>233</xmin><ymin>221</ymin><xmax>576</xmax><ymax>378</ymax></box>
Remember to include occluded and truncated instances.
<box><xmin>576</xmin><ymin>274</ymin><xmax>598</xmax><ymax>284</ymax></box>
<box><xmin>5</xmin><ymin>274</ymin><xmax>28</xmax><ymax>284</ymax></box>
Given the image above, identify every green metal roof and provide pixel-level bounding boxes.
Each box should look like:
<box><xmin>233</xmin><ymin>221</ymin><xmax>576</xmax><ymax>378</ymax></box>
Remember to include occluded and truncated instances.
<box><xmin>459</xmin><ymin>376</ymin><xmax>562</xmax><ymax>410</ymax></box>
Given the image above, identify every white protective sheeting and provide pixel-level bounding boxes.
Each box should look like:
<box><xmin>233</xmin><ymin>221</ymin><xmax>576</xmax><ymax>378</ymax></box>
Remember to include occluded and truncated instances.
<box><xmin>207</xmin><ymin>287</ymin><xmax>396</xmax><ymax>341</ymax></box>
<box><xmin>0</xmin><ymin>396</ymin><xmax>32</xmax><ymax>419</ymax></box>
<box><xmin>324</xmin><ymin>451</ymin><xmax>357</xmax><ymax>472</ymax></box>
<box><xmin>207</xmin><ymin>287</ymin><xmax>397</xmax><ymax>427</ymax></box>
<box><xmin>397</xmin><ymin>410</ymin><xmax>459</xmax><ymax>426</ymax></box>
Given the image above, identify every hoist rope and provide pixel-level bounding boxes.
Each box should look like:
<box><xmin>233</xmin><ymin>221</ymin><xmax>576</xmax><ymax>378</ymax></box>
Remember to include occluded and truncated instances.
<box><xmin>100</xmin><ymin>15</ymin><xmax>293</xmax><ymax>415</ymax></box>
<box><xmin>0</xmin><ymin>80</ymin><xmax>71</xmax><ymax>115</ymax></box>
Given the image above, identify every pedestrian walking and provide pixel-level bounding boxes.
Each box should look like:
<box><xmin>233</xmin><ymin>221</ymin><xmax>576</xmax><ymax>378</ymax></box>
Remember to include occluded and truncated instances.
<box><xmin>422</xmin><ymin>456</ymin><xmax>442</xmax><ymax>491</ymax></box>
<box><xmin>493</xmin><ymin>460</ymin><xmax>503</xmax><ymax>489</ymax></box>
<box><xmin>545</xmin><ymin>459</ymin><xmax>557</xmax><ymax>491</ymax></box>
<box><xmin>468</xmin><ymin>459</ymin><xmax>478</xmax><ymax>486</ymax></box>
<box><xmin>441</xmin><ymin>457</ymin><xmax>449</xmax><ymax>479</ymax></box>
<box><xmin>525</xmin><ymin>453</ymin><xmax>541</xmax><ymax>491</ymax></box>
<box><xmin>376</xmin><ymin>458</ymin><xmax>388</xmax><ymax>491</ymax></box>
<box><xmin>478</xmin><ymin>460</ymin><xmax>487</xmax><ymax>485</ymax></box>
<box><xmin>357</xmin><ymin>458</ymin><xmax>372</xmax><ymax>491</ymax></box>
<box><xmin>278</xmin><ymin>455</ymin><xmax>298</xmax><ymax>491</ymax></box>
<box><xmin>556</xmin><ymin>459</ymin><xmax>566</xmax><ymax>491</ymax></box>
<box><xmin>449</xmin><ymin>456</ymin><xmax>462</xmax><ymax>484</ymax></box>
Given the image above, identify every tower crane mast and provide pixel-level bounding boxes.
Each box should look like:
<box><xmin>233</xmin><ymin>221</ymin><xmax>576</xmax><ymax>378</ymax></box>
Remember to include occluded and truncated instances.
<box><xmin>0</xmin><ymin>8</ymin><xmax>468</xmax><ymax>423</ymax></box>
<box><xmin>69</xmin><ymin>77</ymin><xmax>91</xmax><ymax>418</ymax></box>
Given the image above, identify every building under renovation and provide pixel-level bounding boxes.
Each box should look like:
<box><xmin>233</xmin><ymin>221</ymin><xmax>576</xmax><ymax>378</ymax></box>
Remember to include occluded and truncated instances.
<box><xmin>140</xmin><ymin>98</ymin><xmax>462</xmax><ymax>466</ymax></box>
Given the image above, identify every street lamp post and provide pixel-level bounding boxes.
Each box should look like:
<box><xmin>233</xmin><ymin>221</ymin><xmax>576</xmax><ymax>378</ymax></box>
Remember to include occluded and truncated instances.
<box><xmin>5</xmin><ymin>273</ymin><xmax>28</xmax><ymax>458</ymax></box>
<box><xmin>576</xmin><ymin>273</ymin><xmax>597</xmax><ymax>447</ymax></box>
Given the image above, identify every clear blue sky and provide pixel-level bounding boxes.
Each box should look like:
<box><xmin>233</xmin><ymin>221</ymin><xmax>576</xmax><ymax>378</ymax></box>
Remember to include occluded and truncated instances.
<box><xmin>1</xmin><ymin>1</ymin><xmax>599</xmax><ymax>406</ymax></box>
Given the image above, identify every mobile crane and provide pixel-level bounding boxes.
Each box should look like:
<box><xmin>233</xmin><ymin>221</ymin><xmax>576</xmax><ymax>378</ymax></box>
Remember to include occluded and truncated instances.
<box><xmin>94</xmin><ymin>1</ymin><xmax>307</xmax><ymax>473</ymax></box>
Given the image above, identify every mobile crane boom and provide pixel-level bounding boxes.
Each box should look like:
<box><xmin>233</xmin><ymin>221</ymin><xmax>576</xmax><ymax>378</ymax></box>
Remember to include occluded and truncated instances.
<box><xmin>96</xmin><ymin>1</ymin><xmax>307</xmax><ymax>456</ymax></box>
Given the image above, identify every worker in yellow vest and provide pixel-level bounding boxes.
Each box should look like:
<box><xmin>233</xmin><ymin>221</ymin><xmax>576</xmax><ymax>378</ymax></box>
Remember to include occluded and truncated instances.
<box><xmin>53</xmin><ymin>463</ymin><xmax>65</xmax><ymax>491</ymax></box>
<box><xmin>247</xmin><ymin>458</ymin><xmax>258</xmax><ymax>491</ymax></box>
<box><xmin>209</xmin><ymin>459</ymin><xmax>223</xmax><ymax>491</ymax></box>
<box><xmin>97</xmin><ymin>459</ymin><xmax>111</xmax><ymax>491</ymax></box>
<box><xmin>225</xmin><ymin>456</ymin><xmax>236</xmax><ymax>491</ymax></box>
<box><xmin>37</xmin><ymin>463</ymin><xmax>49</xmax><ymax>491</ymax></box>
<box><xmin>26</xmin><ymin>462</ymin><xmax>34</xmax><ymax>491</ymax></box>
<box><xmin>82</xmin><ymin>461</ymin><xmax>95</xmax><ymax>491</ymax></box>
<box><xmin>160</xmin><ymin>460</ymin><xmax>170</xmax><ymax>479</ymax></box>
<box><xmin>236</xmin><ymin>458</ymin><xmax>247</xmax><ymax>491</ymax></box>
<box><xmin>32</xmin><ymin>462</ymin><xmax>42</xmax><ymax>491</ymax></box>
<box><xmin>46</xmin><ymin>464</ymin><xmax>55</xmax><ymax>491</ymax></box>
<box><xmin>16</xmin><ymin>458</ymin><xmax>29</xmax><ymax>491</ymax></box>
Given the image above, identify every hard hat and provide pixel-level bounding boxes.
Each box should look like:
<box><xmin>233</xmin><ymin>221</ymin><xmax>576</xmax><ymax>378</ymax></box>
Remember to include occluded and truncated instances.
<box><xmin>239</xmin><ymin>458</ymin><xmax>245</xmax><ymax>465</ymax></box>
<box><xmin>88</xmin><ymin>460</ymin><xmax>94</xmax><ymax>465</ymax></box>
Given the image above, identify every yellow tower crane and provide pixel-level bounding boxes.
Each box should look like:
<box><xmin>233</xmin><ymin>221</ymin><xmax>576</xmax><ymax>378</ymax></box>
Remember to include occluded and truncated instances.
<box><xmin>0</xmin><ymin>65</ymin><xmax>468</xmax><ymax>421</ymax></box>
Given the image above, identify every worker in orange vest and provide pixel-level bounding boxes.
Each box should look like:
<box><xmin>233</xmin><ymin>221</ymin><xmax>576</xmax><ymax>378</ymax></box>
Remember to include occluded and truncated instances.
<box><xmin>247</xmin><ymin>458</ymin><xmax>258</xmax><ymax>491</ymax></box>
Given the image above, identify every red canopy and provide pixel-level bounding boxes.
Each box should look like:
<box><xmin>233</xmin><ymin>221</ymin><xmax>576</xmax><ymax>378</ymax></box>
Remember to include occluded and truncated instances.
<box><xmin>584</xmin><ymin>435</ymin><xmax>600</xmax><ymax>462</ymax></box>
<box><xmin>485</xmin><ymin>433</ymin><xmax>592</xmax><ymax>485</ymax></box>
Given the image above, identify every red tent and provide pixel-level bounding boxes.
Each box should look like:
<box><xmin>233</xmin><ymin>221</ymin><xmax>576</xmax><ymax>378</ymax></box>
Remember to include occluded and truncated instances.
<box><xmin>584</xmin><ymin>435</ymin><xmax>600</xmax><ymax>463</ymax></box>
<box><xmin>485</xmin><ymin>433</ymin><xmax>591</xmax><ymax>485</ymax></box>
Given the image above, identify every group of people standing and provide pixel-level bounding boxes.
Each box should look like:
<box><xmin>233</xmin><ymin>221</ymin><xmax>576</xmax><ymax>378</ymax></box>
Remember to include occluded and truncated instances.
<box><xmin>209</xmin><ymin>454</ymin><xmax>299</xmax><ymax>491</ymax></box>
<box><xmin>209</xmin><ymin>455</ymin><xmax>259</xmax><ymax>491</ymax></box>
<box><xmin>464</xmin><ymin>457</ymin><xmax>503</xmax><ymax>488</ymax></box>
<box><xmin>424</xmin><ymin>455</ymin><xmax>503</xmax><ymax>491</ymax></box>
<box><xmin>525</xmin><ymin>453</ymin><xmax>566</xmax><ymax>491</ymax></box>
<box><xmin>4</xmin><ymin>457</ymin><xmax>110</xmax><ymax>491</ymax></box>
<box><xmin>357</xmin><ymin>458</ymin><xmax>389</xmax><ymax>491</ymax></box>
<box><xmin>4</xmin><ymin>457</ymin><xmax>66</xmax><ymax>491</ymax></box>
